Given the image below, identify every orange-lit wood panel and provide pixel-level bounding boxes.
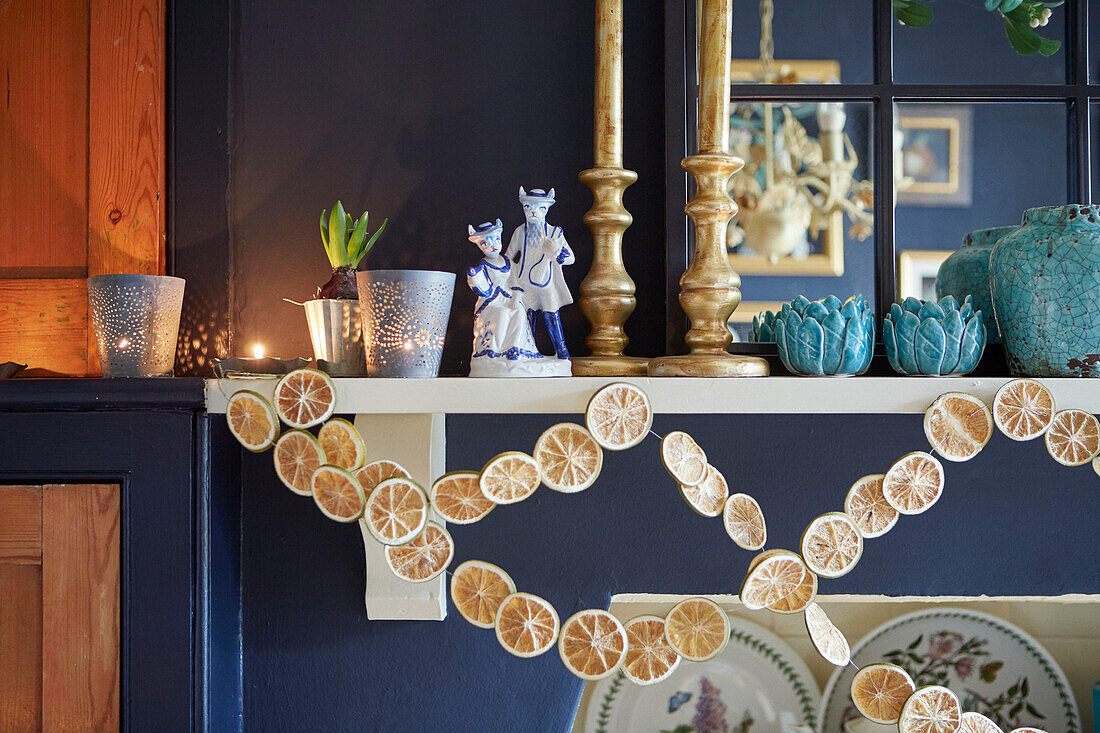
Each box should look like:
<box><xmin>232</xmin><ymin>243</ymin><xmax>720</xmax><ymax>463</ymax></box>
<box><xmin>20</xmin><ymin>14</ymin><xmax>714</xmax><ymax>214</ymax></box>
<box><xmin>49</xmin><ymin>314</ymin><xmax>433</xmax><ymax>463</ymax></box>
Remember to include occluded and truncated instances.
<box><xmin>0</xmin><ymin>0</ymin><xmax>166</xmax><ymax>376</ymax></box>
<box><xmin>0</xmin><ymin>279</ymin><xmax>88</xmax><ymax>375</ymax></box>
<box><xmin>42</xmin><ymin>484</ymin><xmax>120</xmax><ymax>731</ymax></box>
<box><xmin>0</xmin><ymin>0</ymin><xmax>89</xmax><ymax>277</ymax></box>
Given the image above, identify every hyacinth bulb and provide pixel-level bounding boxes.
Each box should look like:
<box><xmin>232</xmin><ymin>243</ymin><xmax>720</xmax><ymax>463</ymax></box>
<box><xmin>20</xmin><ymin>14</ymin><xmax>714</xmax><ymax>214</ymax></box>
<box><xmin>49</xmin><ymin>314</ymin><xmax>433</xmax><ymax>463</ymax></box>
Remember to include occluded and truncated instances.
<box><xmin>883</xmin><ymin>295</ymin><xmax>987</xmax><ymax>376</ymax></box>
<box><xmin>774</xmin><ymin>295</ymin><xmax>874</xmax><ymax>376</ymax></box>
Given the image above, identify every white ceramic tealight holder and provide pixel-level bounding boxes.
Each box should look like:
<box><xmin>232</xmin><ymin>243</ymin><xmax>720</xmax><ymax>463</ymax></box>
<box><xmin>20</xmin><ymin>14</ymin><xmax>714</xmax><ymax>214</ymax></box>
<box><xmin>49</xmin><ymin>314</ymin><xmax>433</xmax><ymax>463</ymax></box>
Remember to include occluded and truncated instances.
<box><xmin>466</xmin><ymin>214</ymin><xmax>571</xmax><ymax>378</ymax></box>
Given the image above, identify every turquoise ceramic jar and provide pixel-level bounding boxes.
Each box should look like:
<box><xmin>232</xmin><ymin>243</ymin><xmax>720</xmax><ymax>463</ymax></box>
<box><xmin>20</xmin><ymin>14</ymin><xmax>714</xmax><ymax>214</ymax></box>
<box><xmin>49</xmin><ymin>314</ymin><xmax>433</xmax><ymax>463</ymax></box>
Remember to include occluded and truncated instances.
<box><xmin>990</xmin><ymin>204</ymin><xmax>1100</xmax><ymax>377</ymax></box>
<box><xmin>935</xmin><ymin>225</ymin><xmax>1016</xmax><ymax>344</ymax></box>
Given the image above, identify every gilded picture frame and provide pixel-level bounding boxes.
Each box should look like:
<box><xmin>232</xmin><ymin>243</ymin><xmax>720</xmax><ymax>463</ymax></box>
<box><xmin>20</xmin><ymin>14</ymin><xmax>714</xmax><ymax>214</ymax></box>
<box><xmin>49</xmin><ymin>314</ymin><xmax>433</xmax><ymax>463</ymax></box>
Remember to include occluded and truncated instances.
<box><xmin>897</xmin><ymin>249</ymin><xmax>952</xmax><ymax>301</ymax></box>
<box><xmin>727</xmin><ymin>59</ymin><xmax>846</xmax><ymax>277</ymax></box>
<box><xmin>897</xmin><ymin>105</ymin><xmax>973</xmax><ymax>207</ymax></box>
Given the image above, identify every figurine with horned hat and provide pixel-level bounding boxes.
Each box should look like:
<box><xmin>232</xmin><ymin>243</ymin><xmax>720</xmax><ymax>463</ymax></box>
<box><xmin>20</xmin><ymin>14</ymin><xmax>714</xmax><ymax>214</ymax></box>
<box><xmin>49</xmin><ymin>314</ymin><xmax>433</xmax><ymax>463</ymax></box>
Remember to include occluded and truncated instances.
<box><xmin>505</xmin><ymin>187</ymin><xmax>575</xmax><ymax>361</ymax></box>
<box><xmin>466</xmin><ymin>219</ymin><xmax>571</xmax><ymax>377</ymax></box>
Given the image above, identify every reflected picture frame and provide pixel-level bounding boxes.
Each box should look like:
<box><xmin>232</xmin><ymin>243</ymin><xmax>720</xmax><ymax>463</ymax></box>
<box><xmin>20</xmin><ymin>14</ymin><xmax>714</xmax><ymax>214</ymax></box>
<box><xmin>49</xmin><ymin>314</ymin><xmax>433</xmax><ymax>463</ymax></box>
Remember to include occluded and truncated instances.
<box><xmin>727</xmin><ymin>59</ymin><xmax>847</xmax><ymax>277</ymax></box>
<box><xmin>897</xmin><ymin>105</ymin><xmax>973</xmax><ymax>207</ymax></box>
<box><xmin>897</xmin><ymin>250</ymin><xmax>953</xmax><ymax>301</ymax></box>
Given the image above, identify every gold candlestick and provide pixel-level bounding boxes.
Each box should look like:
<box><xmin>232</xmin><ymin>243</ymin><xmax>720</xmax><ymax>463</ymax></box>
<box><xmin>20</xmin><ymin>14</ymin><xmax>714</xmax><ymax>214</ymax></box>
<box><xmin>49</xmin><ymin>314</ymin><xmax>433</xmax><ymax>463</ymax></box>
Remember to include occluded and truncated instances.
<box><xmin>648</xmin><ymin>0</ymin><xmax>768</xmax><ymax>378</ymax></box>
<box><xmin>572</xmin><ymin>0</ymin><xmax>649</xmax><ymax>376</ymax></box>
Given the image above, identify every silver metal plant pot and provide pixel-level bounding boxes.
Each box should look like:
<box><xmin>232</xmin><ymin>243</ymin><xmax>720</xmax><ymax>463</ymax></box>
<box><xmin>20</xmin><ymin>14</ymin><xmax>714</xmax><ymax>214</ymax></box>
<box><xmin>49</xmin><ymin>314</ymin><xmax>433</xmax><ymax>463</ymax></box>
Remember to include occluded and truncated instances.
<box><xmin>303</xmin><ymin>298</ymin><xmax>367</xmax><ymax>376</ymax></box>
<box><xmin>356</xmin><ymin>270</ymin><xmax>455</xmax><ymax>378</ymax></box>
<box><xmin>87</xmin><ymin>274</ymin><xmax>186</xmax><ymax>377</ymax></box>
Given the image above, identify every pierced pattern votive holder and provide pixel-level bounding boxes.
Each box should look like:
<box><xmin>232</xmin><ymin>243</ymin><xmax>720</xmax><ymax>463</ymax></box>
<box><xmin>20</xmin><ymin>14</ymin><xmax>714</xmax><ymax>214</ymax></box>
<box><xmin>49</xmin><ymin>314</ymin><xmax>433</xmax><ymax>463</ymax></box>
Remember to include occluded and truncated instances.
<box><xmin>356</xmin><ymin>270</ymin><xmax>455</xmax><ymax>378</ymax></box>
<box><xmin>88</xmin><ymin>274</ymin><xmax>185</xmax><ymax>377</ymax></box>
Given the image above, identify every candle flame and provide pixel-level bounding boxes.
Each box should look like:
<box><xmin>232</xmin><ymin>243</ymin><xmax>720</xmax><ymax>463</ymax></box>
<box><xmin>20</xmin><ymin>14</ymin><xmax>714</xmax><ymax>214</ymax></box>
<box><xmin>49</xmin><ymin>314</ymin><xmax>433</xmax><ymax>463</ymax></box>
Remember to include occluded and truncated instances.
<box><xmin>253</xmin><ymin>344</ymin><xmax>264</xmax><ymax>359</ymax></box>
<box><xmin>117</xmin><ymin>338</ymin><xmax>130</xmax><ymax>349</ymax></box>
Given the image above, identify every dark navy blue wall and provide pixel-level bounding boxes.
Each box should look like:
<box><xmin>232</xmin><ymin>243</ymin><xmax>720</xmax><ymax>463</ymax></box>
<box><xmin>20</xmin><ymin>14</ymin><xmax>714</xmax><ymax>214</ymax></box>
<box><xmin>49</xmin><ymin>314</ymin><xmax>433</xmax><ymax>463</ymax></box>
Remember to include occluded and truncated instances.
<box><xmin>224</xmin><ymin>0</ymin><xmax>667</xmax><ymax>376</ymax></box>
<box><xmin>239</xmin><ymin>411</ymin><xmax>1100</xmax><ymax>731</ymax></box>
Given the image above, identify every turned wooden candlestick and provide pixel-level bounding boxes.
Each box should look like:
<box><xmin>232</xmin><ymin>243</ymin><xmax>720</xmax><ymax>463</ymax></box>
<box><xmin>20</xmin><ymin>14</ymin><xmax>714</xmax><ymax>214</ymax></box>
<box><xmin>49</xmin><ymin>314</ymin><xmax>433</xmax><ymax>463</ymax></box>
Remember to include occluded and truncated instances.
<box><xmin>571</xmin><ymin>0</ymin><xmax>649</xmax><ymax>376</ymax></box>
<box><xmin>647</xmin><ymin>0</ymin><xmax>768</xmax><ymax>377</ymax></box>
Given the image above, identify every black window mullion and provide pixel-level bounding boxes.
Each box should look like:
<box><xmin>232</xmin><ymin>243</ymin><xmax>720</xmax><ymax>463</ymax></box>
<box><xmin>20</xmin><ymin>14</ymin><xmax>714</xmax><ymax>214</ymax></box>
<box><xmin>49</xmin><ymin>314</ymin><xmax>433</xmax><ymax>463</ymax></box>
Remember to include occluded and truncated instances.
<box><xmin>873</xmin><ymin>0</ymin><xmax>895</xmax><ymax>329</ymax></box>
<box><xmin>1070</xmin><ymin>0</ymin><xmax>1091</xmax><ymax>201</ymax></box>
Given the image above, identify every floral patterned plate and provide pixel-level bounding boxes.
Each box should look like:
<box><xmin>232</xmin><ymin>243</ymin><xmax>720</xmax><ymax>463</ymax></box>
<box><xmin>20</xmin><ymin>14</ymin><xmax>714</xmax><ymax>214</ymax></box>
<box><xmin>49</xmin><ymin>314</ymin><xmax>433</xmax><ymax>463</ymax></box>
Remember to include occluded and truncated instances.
<box><xmin>580</xmin><ymin>614</ymin><xmax>820</xmax><ymax>732</ymax></box>
<box><xmin>820</xmin><ymin>608</ymin><xmax>1079</xmax><ymax>733</ymax></box>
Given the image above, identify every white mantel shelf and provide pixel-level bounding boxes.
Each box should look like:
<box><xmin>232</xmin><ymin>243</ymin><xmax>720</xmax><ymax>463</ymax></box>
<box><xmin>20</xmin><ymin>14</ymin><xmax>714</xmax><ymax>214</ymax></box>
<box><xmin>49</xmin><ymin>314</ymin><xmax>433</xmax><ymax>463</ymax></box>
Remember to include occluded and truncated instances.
<box><xmin>208</xmin><ymin>374</ymin><xmax>1100</xmax><ymax>623</ymax></box>
<box><xmin>207</xmin><ymin>376</ymin><xmax>1100</xmax><ymax>415</ymax></box>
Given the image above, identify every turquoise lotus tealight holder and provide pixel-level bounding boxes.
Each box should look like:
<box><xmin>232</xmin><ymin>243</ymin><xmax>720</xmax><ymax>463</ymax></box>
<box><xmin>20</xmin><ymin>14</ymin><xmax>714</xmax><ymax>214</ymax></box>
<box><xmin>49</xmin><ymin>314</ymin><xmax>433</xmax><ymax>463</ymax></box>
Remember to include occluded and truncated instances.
<box><xmin>751</xmin><ymin>310</ymin><xmax>779</xmax><ymax>342</ymax></box>
<box><xmin>883</xmin><ymin>295</ymin><xmax>986</xmax><ymax>376</ymax></box>
<box><xmin>774</xmin><ymin>295</ymin><xmax>874</xmax><ymax>376</ymax></box>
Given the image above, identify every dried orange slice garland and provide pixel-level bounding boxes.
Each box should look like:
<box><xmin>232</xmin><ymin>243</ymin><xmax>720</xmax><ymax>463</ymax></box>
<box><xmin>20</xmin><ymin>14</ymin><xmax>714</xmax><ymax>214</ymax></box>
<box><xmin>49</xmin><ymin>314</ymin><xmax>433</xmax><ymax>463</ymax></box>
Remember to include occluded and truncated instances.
<box><xmin>620</xmin><ymin>615</ymin><xmax>680</xmax><ymax>685</ymax></box>
<box><xmin>557</xmin><ymin>609</ymin><xmax>627</xmax><ymax>680</ymax></box>
<box><xmin>225</xmin><ymin>377</ymin><xmax>1079</xmax><ymax>723</ymax></box>
<box><xmin>850</xmin><ymin>662</ymin><xmax>916</xmax><ymax>724</ymax></box>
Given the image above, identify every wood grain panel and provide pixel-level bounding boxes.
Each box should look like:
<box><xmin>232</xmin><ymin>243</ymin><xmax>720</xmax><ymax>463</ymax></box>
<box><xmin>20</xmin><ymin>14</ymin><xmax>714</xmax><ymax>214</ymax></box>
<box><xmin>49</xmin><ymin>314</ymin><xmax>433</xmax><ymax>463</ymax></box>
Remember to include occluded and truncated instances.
<box><xmin>0</xmin><ymin>563</ymin><xmax>43</xmax><ymax>731</ymax></box>
<box><xmin>88</xmin><ymin>0</ymin><xmax>166</xmax><ymax>277</ymax></box>
<box><xmin>0</xmin><ymin>486</ymin><xmax>42</xmax><ymax>561</ymax></box>
<box><xmin>0</xmin><ymin>0</ymin><xmax>89</xmax><ymax>273</ymax></box>
<box><xmin>42</xmin><ymin>484</ymin><xmax>120</xmax><ymax>732</ymax></box>
<box><xmin>0</xmin><ymin>279</ymin><xmax>87</xmax><ymax>375</ymax></box>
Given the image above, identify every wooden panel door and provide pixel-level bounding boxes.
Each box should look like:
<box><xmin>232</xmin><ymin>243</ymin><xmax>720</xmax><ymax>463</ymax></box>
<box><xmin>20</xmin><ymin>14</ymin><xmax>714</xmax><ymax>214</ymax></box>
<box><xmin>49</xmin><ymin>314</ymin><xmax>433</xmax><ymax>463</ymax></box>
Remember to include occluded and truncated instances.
<box><xmin>0</xmin><ymin>0</ymin><xmax>166</xmax><ymax>376</ymax></box>
<box><xmin>0</xmin><ymin>484</ymin><xmax>120</xmax><ymax>731</ymax></box>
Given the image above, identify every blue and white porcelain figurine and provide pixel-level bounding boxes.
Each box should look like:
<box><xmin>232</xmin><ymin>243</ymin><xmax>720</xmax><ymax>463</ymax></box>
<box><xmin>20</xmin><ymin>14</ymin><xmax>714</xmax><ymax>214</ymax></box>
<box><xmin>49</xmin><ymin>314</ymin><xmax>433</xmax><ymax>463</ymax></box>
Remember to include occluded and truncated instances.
<box><xmin>466</xmin><ymin>220</ymin><xmax>570</xmax><ymax>378</ymax></box>
<box><xmin>506</xmin><ymin>187</ymin><xmax>575</xmax><ymax>361</ymax></box>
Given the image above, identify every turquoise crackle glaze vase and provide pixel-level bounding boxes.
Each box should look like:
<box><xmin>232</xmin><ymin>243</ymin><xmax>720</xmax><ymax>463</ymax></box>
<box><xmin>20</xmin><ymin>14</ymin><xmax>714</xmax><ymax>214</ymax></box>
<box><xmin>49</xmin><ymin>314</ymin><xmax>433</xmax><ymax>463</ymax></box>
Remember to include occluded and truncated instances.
<box><xmin>774</xmin><ymin>295</ymin><xmax>874</xmax><ymax>376</ymax></box>
<box><xmin>935</xmin><ymin>225</ymin><xmax>1017</xmax><ymax>344</ymax></box>
<box><xmin>990</xmin><ymin>204</ymin><xmax>1100</xmax><ymax>377</ymax></box>
<box><xmin>884</xmin><ymin>296</ymin><xmax>986</xmax><ymax>376</ymax></box>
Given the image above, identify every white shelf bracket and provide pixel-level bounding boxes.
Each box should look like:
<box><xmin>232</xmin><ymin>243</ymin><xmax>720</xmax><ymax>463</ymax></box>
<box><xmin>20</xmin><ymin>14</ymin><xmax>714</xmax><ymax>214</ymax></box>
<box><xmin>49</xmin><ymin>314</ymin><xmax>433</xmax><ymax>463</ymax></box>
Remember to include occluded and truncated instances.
<box><xmin>354</xmin><ymin>413</ymin><xmax>447</xmax><ymax>621</ymax></box>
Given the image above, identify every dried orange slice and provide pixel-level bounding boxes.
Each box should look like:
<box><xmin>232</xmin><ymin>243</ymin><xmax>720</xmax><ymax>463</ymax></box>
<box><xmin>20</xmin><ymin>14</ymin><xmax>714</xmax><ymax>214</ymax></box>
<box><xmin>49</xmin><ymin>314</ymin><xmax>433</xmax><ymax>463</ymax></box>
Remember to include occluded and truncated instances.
<box><xmin>273</xmin><ymin>429</ymin><xmax>325</xmax><ymax>495</ymax></box>
<box><xmin>993</xmin><ymin>378</ymin><xmax>1055</xmax><ymax>441</ymax></box>
<box><xmin>363</xmin><ymin>476</ymin><xmax>428</xmax><ymax>545</ymax></box>
<box><xmin>585</xmin><ymin>382</ymin><xmax>652</xmax><ymax>450</ymax></box>
<box><xmin>621</xmin><ymin>615</ymin><xmax>681</xmax><ymax>686</ymax></box>
<box><xmin>557</xmin><ymin>609</ymin><xmax>627</xmax><ymax>681</ymax></box>
<box><xmin>533</xmin><ymin>422</ymin><xmax>603</xmax><ymax>493</ymax></box>
<box><xmin>663</xmin><ymin>597</ymin><xmax>729</xmax><ymax>662</ymax></box>
<box><xmin>958</xmin><ymin>712</ymin><xmax>1004</xmax><ymax>733</ymax></box>
<box><xmin>495</xmin><ymin>592</ymin><xmax>560</xmax><ymax>658</ymax></box>
<box><xmin>850</xmin><ymin>662</ymin><xmax>916</xmax><ymax>724</ymax></box>
<box><xmin>898</xmin><ymin>685</ymin><xmax>961</xmax><ymax>733</ymax></box>
<box><xmin>739</xmin><ymin>550</ymin><xmax>806</xmax><ymax>610</ymax></box>
<box><xmin>311</xmin><ymin>465</ymin><xmax>366</xmax><ymax>521</ymax></box>
<box><xmin>766</xmin><ymin>565</ymin><xmax>817</xmax><ymax>614</ymax></box>
<box><xmin>273</xmin><ymin>367</ymin><xmax>336</xmax><ymax>429</ymax></box>
<box><xmin>661</xmin><ymin>431</ymin><xmax>708</xmax><ymax>486</ymax></box>
<box><xmin>844</xmin><ymin>474</ymin><xmax>898</xmax><ymax>538</ymax></box>
<box><xmin>450</xmin><ymin>560</ymin><xmax>516</xmax><ymax>628</ymax></box>
<box><xmin>429</xmin><ymin>471</ymin><xmax>494</xmax><ymax>524</ymax></box>
<box><xmin>1045</xmin><ymin>408</ymin><xmax>1100</xmax><ymax>466</ymax></box>
<box><xmin>227</xmin><ymin>390</ymin><xmax>279</xmax><ymax>452</ymax></box>
<box><xmin>924</xmin><ymin>392</ymin><xmax>993</xmax><ymax>462</ymax></box>
<box><xmin>804</xmin><ymin>601</ymin><xmax>850</xmax><ymax>666</ymax></box>
<box><xmin>317</xmin><ymin>418</ymin><xmax>366</xmax><ymax>470</ymax></box>
<box><xmin>800</xmin><ymin>512</ymin><xmax>863</xmax><ymax>578</ymax></box>
<box><xmin>354</xmin><ymin>459</ymin><xmax>410</xmax><ymax>498</ymax></box>
<box><xmin>723</xmin><ymin>493</ymin><xmax>766</xmax><ymax>550</ymax></box>
<box><xmin>384</xmin><ymin>521</ymin><xmax>453</xmax><ymax>582</ymax></box>
<box><xmin>883</xmin><ymin>451</ymin><xmax>945</xmax><ymax>515</ymax></box>
<box><xmin>679</xmin><ymin>463</ymin><xmax>729</xmax><ymax>517</ymax></box>
<box><xmin>479</xmin><ymin>451</ymin><xmax>540</xmax><ymax>504</ymax></box>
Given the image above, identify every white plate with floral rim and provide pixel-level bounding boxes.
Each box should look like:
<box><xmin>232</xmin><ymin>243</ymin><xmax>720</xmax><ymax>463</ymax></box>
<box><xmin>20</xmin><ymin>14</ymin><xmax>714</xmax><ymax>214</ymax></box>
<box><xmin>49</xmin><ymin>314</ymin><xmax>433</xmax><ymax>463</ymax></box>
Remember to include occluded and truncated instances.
<box><xmin>581</xmin><ymin>614</ymin><xmax>820</xmax><ymax>733</ymax></box>
<box><xmin>820</xmin><ymin>607</ymin><xmax>1079</xmax><ymax>733</ymax></box>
